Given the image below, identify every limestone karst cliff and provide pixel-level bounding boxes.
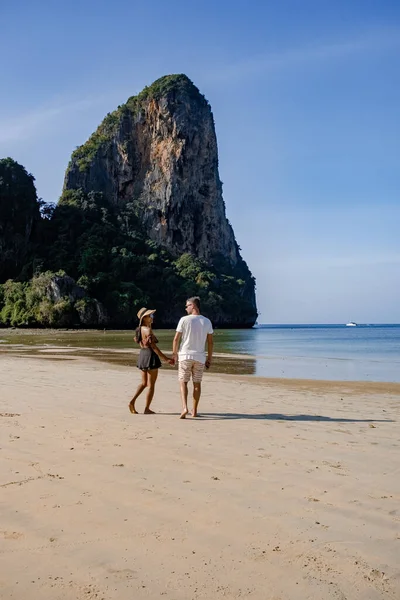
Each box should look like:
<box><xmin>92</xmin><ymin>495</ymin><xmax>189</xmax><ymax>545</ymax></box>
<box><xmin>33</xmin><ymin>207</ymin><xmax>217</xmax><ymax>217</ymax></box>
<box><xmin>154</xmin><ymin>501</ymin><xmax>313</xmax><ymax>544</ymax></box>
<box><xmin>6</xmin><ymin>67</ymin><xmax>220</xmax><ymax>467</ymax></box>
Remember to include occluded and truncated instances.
<box><xmin>65</xmin><ymin>75</ymin><xmax>242</xmax><ymax>266</ymax></box>
<box><xmin>63</xmin><ymin>75</ymin><xmax>257</xmax><ymax>325</ymax></box>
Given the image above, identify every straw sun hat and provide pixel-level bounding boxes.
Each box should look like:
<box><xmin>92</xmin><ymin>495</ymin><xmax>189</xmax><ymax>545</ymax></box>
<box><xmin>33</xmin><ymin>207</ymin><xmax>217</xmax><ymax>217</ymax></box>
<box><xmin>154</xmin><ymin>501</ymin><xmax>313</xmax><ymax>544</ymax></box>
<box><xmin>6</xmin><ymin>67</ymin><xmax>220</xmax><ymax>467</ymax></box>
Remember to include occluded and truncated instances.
<box><xmin>137</xmin><ymin>307</ymin><xmax>156</xmax><ymax>325</ymax></box>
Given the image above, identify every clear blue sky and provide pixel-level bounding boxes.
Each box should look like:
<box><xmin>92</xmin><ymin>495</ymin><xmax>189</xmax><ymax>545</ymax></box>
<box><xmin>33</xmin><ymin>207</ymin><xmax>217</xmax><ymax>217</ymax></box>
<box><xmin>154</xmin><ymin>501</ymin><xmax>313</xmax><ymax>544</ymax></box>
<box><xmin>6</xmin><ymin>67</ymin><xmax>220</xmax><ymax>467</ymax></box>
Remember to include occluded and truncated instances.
<box><xmin>1</xmin><ymin>0</ymin><xmax>399</xmax><ymax>323</ymax></box>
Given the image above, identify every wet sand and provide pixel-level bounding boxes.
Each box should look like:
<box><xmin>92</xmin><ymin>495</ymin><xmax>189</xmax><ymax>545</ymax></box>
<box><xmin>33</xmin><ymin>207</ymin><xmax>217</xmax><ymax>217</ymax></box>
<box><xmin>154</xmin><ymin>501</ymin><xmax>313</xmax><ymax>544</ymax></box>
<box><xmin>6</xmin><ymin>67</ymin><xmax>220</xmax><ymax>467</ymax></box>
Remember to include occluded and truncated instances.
<box><xmin>1</xmin><ymin>354</ymin><xmax>399</xmax><ymax>599</ymax></box>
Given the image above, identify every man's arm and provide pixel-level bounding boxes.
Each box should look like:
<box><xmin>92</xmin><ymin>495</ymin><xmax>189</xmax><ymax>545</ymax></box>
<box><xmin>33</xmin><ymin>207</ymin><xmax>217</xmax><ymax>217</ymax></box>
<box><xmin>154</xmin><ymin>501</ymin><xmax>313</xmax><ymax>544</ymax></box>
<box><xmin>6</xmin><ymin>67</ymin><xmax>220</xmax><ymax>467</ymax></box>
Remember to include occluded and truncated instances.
<box><xmin>205</xmin><ymin>333</ymin><xmax>213</xmax><ymax>369</ymax></box>
<box><xmin>172</xmin><ymin>331</ymin><xmax>182</xmax><ymax>362</ymax></box>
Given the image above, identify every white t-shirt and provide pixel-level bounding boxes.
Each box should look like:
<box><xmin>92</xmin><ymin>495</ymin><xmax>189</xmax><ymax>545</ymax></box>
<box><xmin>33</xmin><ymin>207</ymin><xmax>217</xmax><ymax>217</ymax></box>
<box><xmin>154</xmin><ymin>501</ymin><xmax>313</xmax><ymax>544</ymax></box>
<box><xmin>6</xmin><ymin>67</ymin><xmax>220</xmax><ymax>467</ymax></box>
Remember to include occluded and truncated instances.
<box><xmin>176</xmin><ymin>315</ymin><xmax>213</xmax><ymax>363</ymax></box>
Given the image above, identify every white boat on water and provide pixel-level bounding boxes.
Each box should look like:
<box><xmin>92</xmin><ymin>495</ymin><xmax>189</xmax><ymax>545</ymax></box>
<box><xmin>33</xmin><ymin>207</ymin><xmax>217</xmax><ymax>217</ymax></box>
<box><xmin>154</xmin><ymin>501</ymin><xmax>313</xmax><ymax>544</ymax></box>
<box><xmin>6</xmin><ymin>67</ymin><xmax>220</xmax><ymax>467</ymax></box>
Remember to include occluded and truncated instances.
<box><xmin>346</xmin><ymin>322</ymin><xmax>357</xmax><ymax>327</ymax></box>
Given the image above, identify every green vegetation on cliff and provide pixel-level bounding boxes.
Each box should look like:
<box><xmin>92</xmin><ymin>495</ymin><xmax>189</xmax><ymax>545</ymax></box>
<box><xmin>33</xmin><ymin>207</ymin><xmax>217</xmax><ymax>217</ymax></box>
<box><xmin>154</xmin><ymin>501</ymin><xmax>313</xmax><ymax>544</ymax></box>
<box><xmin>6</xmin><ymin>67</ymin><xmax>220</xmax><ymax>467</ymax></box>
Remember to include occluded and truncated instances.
<box><xmin>71</xmin><ymin>111</ymin><xmax>121</xmax><ymax>172</ymax></box>
<box><xmin>0</xmin><ymin>158</ymin><xmax>255</xmax><ymax>328</ymax></box>
<box><xmin>128</xmin><ymin>73</ymin><xmax>207</xmax><ymax>105</ymax></box>
<box><xmin>0</xmin><ymin>158</ymin><xmax>42</xmax><ymax>281</ymax></box>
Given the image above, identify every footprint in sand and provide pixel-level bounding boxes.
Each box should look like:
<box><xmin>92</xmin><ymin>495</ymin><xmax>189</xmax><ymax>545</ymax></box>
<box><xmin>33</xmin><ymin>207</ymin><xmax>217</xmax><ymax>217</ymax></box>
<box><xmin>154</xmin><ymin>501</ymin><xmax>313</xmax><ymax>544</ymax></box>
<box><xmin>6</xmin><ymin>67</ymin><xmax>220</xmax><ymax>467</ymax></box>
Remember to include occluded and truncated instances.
<box><xmin>107</xmin><ymin>568</ymin><xmax>136</xmax><ymax>580</ymax></box>
<box><xmin>1</xmin><ymin>530</ymin><xmax>24</xmax><ymax>540</ymax></box>
<box><xmin>0</xmin><ymin>413</ymin><xmax>20</xmax><ymax>418</ymax></box>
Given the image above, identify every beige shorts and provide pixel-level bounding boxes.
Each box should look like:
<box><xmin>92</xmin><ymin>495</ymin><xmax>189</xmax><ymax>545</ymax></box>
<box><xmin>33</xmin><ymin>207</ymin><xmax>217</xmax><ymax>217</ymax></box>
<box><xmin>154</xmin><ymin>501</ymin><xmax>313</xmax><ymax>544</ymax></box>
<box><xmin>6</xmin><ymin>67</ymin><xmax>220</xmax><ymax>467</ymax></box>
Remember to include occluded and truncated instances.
<box><xmin>178</xmin><ymin>359</ymin><xmax>205</xmax><ymax>383</ymax></box>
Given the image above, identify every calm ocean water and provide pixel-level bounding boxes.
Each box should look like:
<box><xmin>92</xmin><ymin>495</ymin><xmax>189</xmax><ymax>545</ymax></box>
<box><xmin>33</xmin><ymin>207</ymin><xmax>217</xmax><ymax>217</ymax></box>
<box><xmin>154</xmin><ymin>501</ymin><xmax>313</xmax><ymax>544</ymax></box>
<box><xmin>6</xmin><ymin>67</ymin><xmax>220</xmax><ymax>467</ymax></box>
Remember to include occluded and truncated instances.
<box><xmin>213</xmin><ymin>324</ymin><xmax>400</xmax><ymax>382</ymax></box>
<box><xmin>1</xmin><ymin>324</ymin><xmax>399</xmax><ymax>382</ymax></box>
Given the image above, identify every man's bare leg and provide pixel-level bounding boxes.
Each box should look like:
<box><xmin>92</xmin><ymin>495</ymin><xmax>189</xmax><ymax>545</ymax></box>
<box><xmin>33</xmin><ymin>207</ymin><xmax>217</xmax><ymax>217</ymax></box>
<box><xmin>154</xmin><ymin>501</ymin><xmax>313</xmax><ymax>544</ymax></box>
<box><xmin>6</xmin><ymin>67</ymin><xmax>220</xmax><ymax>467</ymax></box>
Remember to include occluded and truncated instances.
<box><xmin>191</xmin><ymin>382</ymin><xmax>201</xmax><ymax>417</ymax></box>
<box><xmin>129</xmin><ymin>371</ymin><xmax>148</xmax><ymax>413</ymax></box>
<box><xmin>144</xmin><ymin>369</ymin><xmax>158</xmax><ymax>414</ymax></box>
<box><xmin>180</xmin><ymin>381</ymin><xmax>189</xmax><ymax>418</ymax></box>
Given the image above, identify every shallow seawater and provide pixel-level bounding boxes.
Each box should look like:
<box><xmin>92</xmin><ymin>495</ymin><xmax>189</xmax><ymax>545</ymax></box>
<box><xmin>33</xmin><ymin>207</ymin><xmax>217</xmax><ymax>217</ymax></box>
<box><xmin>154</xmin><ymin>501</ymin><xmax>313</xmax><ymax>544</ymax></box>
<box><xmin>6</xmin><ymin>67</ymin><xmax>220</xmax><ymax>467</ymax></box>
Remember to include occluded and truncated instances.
<box><xmin>1</xmin><ymin>324</ymin><xmax>399</xmax><ymax>382</ymax></box>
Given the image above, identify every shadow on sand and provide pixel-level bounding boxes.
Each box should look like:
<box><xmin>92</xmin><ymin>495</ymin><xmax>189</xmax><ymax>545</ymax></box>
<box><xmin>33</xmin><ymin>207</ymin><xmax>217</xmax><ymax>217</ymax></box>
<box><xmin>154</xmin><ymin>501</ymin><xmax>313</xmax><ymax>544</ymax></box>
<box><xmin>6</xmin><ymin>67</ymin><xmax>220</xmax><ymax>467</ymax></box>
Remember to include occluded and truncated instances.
<box><xmin>195</xmin><ymin>413</ymin><xmax>395</xmax><ymax>423</ymax></box>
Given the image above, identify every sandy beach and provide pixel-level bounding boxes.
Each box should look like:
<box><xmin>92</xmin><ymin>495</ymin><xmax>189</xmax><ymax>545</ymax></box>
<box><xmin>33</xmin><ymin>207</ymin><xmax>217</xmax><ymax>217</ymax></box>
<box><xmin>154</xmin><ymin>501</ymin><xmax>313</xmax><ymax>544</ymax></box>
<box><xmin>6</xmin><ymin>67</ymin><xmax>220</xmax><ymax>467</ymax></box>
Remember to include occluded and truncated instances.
<box><xmin>1</xmin><ymin>354</ymin><xmax>399</xmax><ymax>600</ymax></box>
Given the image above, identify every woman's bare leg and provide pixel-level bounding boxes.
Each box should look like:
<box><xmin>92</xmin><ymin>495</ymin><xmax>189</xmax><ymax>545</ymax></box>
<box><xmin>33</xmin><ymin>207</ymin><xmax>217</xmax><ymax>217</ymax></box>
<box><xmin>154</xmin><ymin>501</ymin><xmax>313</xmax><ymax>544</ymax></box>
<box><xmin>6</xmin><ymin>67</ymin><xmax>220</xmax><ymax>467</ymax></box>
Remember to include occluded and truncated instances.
<box><xmin>144</xmin><ymin>369</ymin><xmax>158</xmax><ymax>414</ymax></box>
<box><xmin>129</xmin><ymin>370</ymin><xmax>148</xmax><ymax>414</ymax></box>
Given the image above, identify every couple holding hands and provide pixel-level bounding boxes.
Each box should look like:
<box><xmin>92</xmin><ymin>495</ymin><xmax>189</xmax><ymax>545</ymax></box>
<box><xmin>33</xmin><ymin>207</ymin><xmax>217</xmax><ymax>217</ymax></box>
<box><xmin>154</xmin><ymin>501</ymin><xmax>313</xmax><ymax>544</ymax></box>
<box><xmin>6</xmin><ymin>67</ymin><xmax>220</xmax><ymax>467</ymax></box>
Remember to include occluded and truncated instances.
<box><xmin>129</xmin><ymin>296</ymin><xmax>213</xmax><ymax>418</ymax></box>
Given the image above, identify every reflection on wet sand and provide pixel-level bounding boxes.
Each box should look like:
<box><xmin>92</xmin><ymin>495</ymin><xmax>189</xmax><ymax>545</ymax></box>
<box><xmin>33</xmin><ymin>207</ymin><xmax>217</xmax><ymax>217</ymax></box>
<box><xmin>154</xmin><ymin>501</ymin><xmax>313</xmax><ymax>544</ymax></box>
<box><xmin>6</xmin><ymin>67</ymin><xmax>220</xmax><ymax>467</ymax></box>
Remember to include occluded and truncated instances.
<box><xmin>0</xmin><ymin>345</ymin><xmax>257</xmax><ymax>375</ymax></box>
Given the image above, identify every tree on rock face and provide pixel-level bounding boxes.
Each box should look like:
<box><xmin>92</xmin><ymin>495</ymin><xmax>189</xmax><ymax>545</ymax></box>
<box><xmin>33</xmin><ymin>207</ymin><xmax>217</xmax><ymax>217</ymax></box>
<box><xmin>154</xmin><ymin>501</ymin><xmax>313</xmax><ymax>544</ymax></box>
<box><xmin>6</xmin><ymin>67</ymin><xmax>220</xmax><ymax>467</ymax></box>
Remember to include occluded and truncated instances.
<box><xmin>0</xmin><ymin>158</ymin><xmax>41</xmax><ymax>281</ymax></box>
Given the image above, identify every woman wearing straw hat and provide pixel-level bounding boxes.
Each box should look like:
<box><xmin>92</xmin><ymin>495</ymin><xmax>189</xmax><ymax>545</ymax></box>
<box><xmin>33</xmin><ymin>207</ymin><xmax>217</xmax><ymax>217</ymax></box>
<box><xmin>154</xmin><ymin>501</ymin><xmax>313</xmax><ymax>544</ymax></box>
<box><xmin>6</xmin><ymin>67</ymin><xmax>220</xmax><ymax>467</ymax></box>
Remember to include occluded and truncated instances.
<box><xmin>129</xmin><ymin>307</ymin><xmax>174</xmax><ymax>414</ymax></box>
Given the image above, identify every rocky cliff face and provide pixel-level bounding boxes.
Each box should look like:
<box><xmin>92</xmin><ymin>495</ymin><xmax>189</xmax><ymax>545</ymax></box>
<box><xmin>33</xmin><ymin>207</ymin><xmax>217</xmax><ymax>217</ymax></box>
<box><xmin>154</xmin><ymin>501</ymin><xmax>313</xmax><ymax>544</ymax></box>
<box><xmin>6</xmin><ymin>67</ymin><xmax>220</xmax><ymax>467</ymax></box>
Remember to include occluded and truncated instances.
<box><xmin>63</xmin><ymin>75</ymin><xmax>257</xmax><ymax>323</ymax></box>
<box><xmin>46</xmin><ymin>275</ymin><xmax>108</xmax><ymax>326</ymax></box>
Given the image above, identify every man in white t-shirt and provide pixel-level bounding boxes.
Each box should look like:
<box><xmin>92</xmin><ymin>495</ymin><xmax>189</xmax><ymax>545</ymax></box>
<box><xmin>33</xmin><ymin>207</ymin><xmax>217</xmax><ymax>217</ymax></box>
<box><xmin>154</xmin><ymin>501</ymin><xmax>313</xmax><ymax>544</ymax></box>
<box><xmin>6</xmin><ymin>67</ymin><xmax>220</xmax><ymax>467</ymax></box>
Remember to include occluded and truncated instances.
<box><xmin>172</xmin><ymin>296</ymin><xmax>213</xmax><ymax>419</ymax></box>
